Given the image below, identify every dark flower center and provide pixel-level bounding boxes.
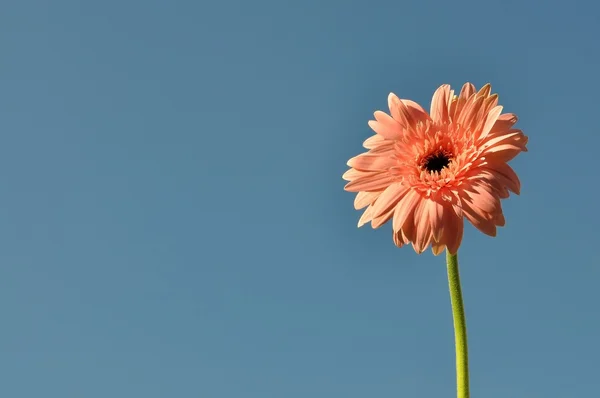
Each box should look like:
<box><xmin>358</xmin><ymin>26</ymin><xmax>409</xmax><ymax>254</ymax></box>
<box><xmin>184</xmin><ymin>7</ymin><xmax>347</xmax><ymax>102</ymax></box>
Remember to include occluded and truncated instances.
<box><xmin>422</xmin><ymin>150</ymin><xmax>451</xmax><ymax>173</ymax></box>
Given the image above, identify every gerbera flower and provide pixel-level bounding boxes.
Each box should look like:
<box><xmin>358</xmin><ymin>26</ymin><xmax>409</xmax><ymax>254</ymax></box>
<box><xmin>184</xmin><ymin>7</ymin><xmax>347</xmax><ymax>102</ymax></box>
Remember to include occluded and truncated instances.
<box><xmin>343</xmin><ymin>83</ymin><xmax>528</xmax><ymax>255</ymax></box>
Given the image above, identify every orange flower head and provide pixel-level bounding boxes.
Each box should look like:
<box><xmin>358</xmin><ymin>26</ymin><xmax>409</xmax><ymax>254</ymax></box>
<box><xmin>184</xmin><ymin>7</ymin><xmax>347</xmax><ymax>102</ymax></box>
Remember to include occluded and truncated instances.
<box><xmin>343</xmin><ymin>83</ymin><xmax>528</xmax><ymax>255</ymax></box>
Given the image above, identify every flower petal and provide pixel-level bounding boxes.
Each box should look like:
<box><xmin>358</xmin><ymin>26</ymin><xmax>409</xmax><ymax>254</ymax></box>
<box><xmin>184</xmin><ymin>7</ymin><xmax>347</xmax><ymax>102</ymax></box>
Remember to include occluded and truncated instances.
<box><xmin>392</xmin><ymin>189</ymin><xmax>421</xmax><ymax>232</ymax></box>
<box><xmin>443</xmin><ymin>204</ymin><xmax>464</xmax><ymax>255</ymax></box>
<box><xmin>484</xmin><ymin>144</ymin><xmax>527</xmax><ymax>163</ymax></box>
<box><xmin>478</xmin><ymin>105</ymin><xmax>503</xmax><ymax>143</ymax></box>
<box><xmin>465</xmin><ymin>183</ymin><xmax>500</xmax><ymax>214</ymax></box>
<box><xmin>371</xmin><ymin>205</ymin><xmax>396</xmax><ymax>229</ymax></box>
<box><xmin>429</xmin><ymin>199</ymin><xmax>444</xmax><ymax>242</ymax></box>
<box><xmin>354</xmin><ymin>191</ymin><xmax>382</xmax><ymax>210</ymax></box>
<box><xmin>490</xmin><ymin>113</ymin><xmax>518</xmax><ymax>136</ymax></box>
<box><xmin>458</xmin><ymin>94</ymin><xmax>485</xmax><ymax>131</ymax></box>
<box><xmin>481</xmin><ymin>130</ymin><xmax>528</xmax><ymax>162</ymax></box>
<box><xmin>402</xmin><ymin>99</ymin><xmax>430</xmax><ymax>124</ymax></box>
<box><xmin>393</xmin><ymin>229</ymin><xmax>408</xmax><ymax>248</ymax></box>
<box><xmin>344</xmin><ymin>172</ymin><xmax>393</xmax><ymax>192</ymax></box>
<box><xmin>482</xmin><ymin>163</ymin><xmax>521</xmax><ymax>195</ymax></box>
<box><xmin>400</xmin><ymin>205</ymin><xmax>417</xmax><ymax>244</ymax></box>
<box><xmin>413</xmin><ymin>199</ymin><xmax>434</xmax><ymax>253</ymax></box>
<box><xmin>430</xmin><ymin>84</ymin><xmax>451</xmax><ymax>124</ymax></box>
<box><xmin>459</xmin><ymin>82</ymin><xmax>475</xmax><ymax>99</ymax></box>
<box><xmin>477</xmin><ymin>83</ymin><xmax>492</xmax><ymax>98</ymax></box>
<box><xmin>342</xmin><ymin>168</ymin><xmax>379</xmax><ymax>182</ymax></box>
<box><xmin>362</xmin><ymin>134</ymin><xmax>386</xmax><ymax>149</ymax></box>
<box><xmin>368</xmin><ymin>111</ymin><xmax>403</xmax><ymax>140</ymax></box>
<box><xmin>347</xmin><ymin>153</ymin><xmax>396</xmax><ymax>172</ymax></box>
<box><xmin>370</xmin><ymin>182</ymin><xmax>410</xmax><ymax>218</ymax></box>
<box><xmin>481</xmin><ymin>130</ymin><xmax>526</xmax><ymax>149</ymax></box>
<box><xmin>431</xmin><ymin>241</ymin><xmax>446</xmax><ymax>256</ymax></box>
<box><xmin>388</xmin><ymin>93</ymin><xmax>409</xmax><ymax>127</ymax></box>
<box><xmin>461</xmin><ymin>199</ymin><xmax>497</xmax><ymax>236</ymax></box>
<box><xmin>357</xmin><ymin>205</ymin><xmax>375</xmax><ymax>227</ymax></box>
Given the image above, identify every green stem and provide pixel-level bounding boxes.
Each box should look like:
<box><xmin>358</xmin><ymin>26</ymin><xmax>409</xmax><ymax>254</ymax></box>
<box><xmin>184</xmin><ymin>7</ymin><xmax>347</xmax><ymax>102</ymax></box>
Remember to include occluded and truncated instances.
<box><xmin>446</xmin><ymin>250</ymin><xmax>470</xmax><ymax>398</ymax></box>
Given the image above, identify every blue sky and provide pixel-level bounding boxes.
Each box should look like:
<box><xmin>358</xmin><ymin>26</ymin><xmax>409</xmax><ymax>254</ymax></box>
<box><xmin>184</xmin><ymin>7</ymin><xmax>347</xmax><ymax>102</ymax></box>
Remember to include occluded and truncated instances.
<box><xmin>1</xmin><ymin>0</ymin><xmax>599</xmax><ymax>397</ymax></box>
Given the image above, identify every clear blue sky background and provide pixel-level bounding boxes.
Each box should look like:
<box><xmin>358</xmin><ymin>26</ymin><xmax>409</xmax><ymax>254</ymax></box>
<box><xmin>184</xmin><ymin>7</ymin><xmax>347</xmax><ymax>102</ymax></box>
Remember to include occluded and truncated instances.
<box><xmin>1</xmin><ymin>1</ymin><xmax>599</xmax><ymax>397</ymax></box>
